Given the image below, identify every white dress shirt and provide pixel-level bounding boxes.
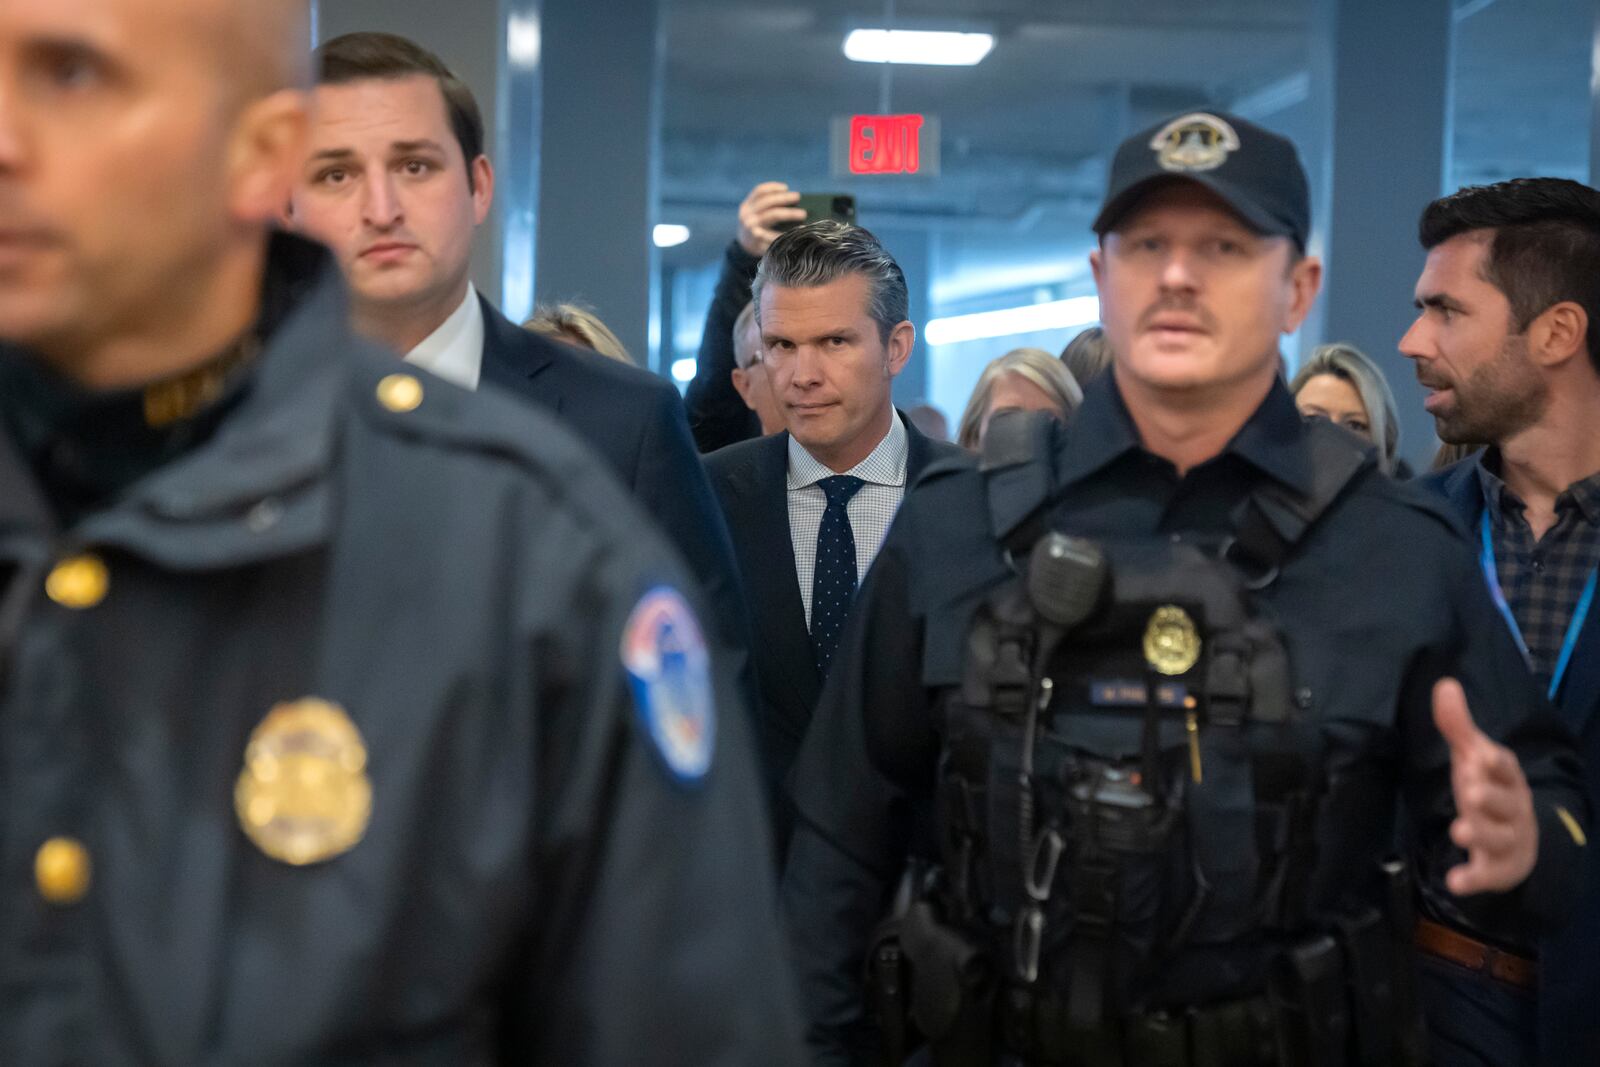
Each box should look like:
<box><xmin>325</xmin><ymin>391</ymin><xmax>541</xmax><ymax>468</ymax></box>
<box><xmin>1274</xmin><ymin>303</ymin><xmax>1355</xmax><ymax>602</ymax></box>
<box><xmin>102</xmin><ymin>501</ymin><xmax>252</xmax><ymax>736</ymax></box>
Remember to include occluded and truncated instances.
<box><xmin>787</xmin><ymin>412</ymin><xmax>909</xmax><ymax>628</ymax></box>
<box><xmin>404</xmin><ymin>283</ymin><xmax>484</xmax><ymax>391</ymax></box>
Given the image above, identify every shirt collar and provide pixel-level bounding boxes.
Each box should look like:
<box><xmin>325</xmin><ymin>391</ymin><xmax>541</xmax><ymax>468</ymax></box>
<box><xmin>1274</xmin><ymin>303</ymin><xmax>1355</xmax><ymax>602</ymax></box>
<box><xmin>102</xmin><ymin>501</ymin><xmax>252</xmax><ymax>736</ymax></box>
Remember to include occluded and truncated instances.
<box><xmin>404</xmin><ymin>284</ymin><xmax>483</xmax><ymax>390</ymax></box>
<box><xmin>1058</xmin><ymin>372</ymin><xmax>1315</xmax><ymax>495</ymax></box>
<box><xmin>1477</xmin><ymin>448</ymin><xmax>1600</xmax><ymax>526</ymax></box>
<box><xmin>787</xmin><ymin>409</ymin><xmax>908</xmax><ymax>491</ymax></box>
<box><xmin>1565</xmin><ymin>468</ymin><xmax>1600</xmax><ymax>524</ymax></box>
<box><xmin>1475</xmin><ymin>451</ymin><xmax>1516</xmax><ymax>525</ymax></box>
<box><xmin>1226</xmin><ymin>375</ymin><xmax>1318</xmax><ymax>492</ymax></box>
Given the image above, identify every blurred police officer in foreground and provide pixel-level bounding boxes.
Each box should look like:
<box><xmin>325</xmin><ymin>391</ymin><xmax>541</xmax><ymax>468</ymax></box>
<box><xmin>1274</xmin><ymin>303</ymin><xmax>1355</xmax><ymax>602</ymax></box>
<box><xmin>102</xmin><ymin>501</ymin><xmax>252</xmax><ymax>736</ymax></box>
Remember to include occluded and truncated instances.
<box><xmin>780</xmin><ymin>111</ymin><xmax>1587</xmax><ymax>1067</ymax></box>
<box><xmin>0</xmin><ymin>0</ymin><xmax>804</xmax><ymax>1063</ymax></box>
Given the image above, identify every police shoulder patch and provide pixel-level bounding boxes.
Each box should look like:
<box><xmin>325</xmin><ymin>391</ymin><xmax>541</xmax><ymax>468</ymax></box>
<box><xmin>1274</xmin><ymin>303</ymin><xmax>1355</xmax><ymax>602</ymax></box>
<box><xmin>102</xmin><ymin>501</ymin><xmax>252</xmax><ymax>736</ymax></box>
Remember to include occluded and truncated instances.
<box><xmin>621</xmin><ymin>587</ymin><xmax>715</xmax><ymax>784</ymax></box>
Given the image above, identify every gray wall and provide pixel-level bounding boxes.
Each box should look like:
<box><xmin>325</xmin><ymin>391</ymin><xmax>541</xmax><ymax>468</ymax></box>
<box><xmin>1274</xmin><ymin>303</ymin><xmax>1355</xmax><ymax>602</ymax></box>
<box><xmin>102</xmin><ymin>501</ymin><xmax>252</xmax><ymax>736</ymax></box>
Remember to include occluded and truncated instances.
<box><xmin>532</xmin><ymin>0</ymin><xmax>662</xmax><ymax>368</ymax></box>
<box><xmin>1313</xmin><ymin>0</ymin><xmax>1454</xmax><ymax>470</ymax></box>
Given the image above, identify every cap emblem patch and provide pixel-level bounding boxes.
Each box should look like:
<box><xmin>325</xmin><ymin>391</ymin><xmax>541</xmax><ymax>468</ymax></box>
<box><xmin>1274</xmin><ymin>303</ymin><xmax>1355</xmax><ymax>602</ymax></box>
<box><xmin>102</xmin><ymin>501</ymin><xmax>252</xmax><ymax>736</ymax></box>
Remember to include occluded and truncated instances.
<box><xmin>1149</xmin><ymin>113</ymin><xmax>1240</xmax><ymax>173</ymax></box>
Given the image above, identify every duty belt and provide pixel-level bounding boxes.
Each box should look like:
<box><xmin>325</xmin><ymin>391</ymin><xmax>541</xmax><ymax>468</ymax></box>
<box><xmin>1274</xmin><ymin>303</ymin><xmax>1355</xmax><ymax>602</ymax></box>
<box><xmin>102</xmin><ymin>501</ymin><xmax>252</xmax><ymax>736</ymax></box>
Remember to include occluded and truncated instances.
<box><xmin>1002</xmin><ymin>992</ymin><xmax>1279</xmax><ymax>1067</ymax></box>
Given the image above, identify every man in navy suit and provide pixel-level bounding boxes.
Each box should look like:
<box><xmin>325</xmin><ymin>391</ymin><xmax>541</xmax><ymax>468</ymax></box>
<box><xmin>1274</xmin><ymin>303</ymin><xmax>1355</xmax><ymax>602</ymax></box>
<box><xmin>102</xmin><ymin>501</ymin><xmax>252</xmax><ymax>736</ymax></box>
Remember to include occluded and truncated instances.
<box><xmin>1405</xmin><ymin>178</ymin><xmax>1600</xmax><ymax>1065</ymax></box>
<box><xmin>705</xmin><ymin>222</ymin><xmax>963</xmax><ymax>855</ymax></box>
<box><xmin>286</xmin><ymin>32</ymin><xmax>752</xmax><ymax>685</ymax></box>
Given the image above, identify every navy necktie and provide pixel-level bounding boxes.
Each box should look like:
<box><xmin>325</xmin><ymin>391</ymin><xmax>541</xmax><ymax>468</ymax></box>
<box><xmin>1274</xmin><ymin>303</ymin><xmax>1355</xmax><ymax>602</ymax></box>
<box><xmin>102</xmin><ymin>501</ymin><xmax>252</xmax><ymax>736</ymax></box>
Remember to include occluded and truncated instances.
<box><xmin>811</xmin><ymin>474</ymin><xmax>866</xmax><ymax>679</ymax></box>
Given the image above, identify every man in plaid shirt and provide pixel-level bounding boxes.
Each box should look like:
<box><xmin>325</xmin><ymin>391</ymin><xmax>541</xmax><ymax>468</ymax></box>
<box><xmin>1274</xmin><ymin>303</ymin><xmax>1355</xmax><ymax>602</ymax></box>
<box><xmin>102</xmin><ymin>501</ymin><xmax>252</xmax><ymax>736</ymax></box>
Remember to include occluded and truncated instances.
<box><xmin>1408</xmin><ymin>177</ymin><xmax>1600</xmax><ymax>1065</ymax></box>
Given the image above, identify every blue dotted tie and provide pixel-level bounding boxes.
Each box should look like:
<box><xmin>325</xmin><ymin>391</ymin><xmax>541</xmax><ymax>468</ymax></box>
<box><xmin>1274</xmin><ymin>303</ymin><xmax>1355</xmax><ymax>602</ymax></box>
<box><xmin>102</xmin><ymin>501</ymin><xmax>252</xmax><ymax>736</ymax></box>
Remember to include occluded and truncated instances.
<box><xmin>811</xmin><ymin>475</ymin><xmax>866</xmax><ymax>679</ymax></box>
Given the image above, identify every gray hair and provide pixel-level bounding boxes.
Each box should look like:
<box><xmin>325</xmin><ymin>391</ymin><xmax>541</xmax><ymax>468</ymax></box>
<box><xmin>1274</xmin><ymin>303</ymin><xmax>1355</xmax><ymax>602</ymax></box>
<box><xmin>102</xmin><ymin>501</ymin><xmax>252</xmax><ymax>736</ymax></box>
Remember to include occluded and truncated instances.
<box><xmin>752</xmin><ymin>220</ymin><xmax>909</xmax><ymax>344</ymax></box>
<box><xmin>731</xmin><ymin>301</ymin><xmax>760</xmax><ymax>370</ymax></box>
<box><xmin>957</xmin><ymin>347</ymin><xmax>1084</xmax><ymax>449</ymax></box>
<box><xmin>1289</xmin><ymin>342</ymin><xmax>1402</xmax><ymax>473</ymax></box>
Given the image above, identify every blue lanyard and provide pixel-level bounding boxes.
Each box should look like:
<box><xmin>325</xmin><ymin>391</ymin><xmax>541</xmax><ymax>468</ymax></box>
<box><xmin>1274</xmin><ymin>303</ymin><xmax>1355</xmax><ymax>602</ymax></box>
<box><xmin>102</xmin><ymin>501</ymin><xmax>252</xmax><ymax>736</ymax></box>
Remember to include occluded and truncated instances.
<box><xmin>1479</xmin><ymin>511</ymin><xmax>1598</xmax><ymax>703</ymax></box>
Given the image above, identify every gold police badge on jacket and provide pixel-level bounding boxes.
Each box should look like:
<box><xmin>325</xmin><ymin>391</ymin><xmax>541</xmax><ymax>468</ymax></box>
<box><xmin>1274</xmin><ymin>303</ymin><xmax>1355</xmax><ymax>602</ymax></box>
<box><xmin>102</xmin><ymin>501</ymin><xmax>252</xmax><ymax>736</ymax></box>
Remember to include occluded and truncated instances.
<box><xmin>235</xmin><ymin>698</ymin><xmax>372</xmax><ymax>865</ymax></box>
<box><xmin>1143</xmin><ymin>605</ymin><xmax>1201</xmax><ymax>676</ymax></box>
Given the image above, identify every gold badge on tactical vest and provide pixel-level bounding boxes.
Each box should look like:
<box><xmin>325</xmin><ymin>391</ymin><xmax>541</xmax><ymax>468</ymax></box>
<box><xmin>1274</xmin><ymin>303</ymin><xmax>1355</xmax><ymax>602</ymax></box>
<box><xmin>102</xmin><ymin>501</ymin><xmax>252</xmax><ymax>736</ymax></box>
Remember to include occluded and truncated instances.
<box><xmin>1143</xmin><ymin>605</ymin><xmax>1201</xmax><ymax>676</ymax></box>
<box><xmin>1149</xmin><ymin>112</ymin><xmax>1240</xmax><ymax>173</ymax></box>
<box><xmin>235</xmin><ymin>698</ymin><xmax>372</xmax><ymax>865</ymax></box>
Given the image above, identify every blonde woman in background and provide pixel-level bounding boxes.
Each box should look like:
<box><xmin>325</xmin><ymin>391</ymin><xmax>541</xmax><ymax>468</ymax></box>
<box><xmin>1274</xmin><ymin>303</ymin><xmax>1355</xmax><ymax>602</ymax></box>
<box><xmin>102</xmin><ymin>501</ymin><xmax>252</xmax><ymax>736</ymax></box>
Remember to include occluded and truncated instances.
<box><xmin>1289</xmin><ymin>341</ymin><xmax>1403</xmax><ymax>474</ymax></box>
<box><xmin>1059</xmin><ymin>325</ymin><xmax>1113</xmax><ymax>389</ymax></box>
<box><xmin>524</xmin><ymin>303</ymin><xmax>634</xmax><ymax>365</ymax></box>
<box><xmin>957</xmin><ymin>346</ymin><xmax>1084</xmax><ymax>450</ymax></box>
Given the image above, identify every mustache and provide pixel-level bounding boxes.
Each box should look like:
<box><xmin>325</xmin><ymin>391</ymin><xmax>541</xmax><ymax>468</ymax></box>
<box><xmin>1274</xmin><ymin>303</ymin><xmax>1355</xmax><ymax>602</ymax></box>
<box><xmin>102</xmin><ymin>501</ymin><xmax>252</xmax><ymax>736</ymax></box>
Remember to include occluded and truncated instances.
<box><xmin>1136</xmin><ymin>298</ymin><xmax>1217</xmax><ymax>333</ymax></box>
<box><xmin>0</xmin><ymin>202</ymin><xmax>63</xmax><ymax>244</ymax></box>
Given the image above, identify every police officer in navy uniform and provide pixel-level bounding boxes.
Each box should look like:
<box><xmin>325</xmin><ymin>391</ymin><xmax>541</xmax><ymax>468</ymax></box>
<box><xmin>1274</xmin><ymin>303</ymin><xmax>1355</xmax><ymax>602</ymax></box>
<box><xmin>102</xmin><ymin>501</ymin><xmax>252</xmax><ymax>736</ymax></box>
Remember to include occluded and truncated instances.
<box><xmin>780</xmin><ymin>111</ymin><xmax>1588</xmax><ymax>1066</ymax></box>
<box><xmin>0</xmin><ymin>0</ymin><xmax>804</xmax><ymax>1063</ymax></box>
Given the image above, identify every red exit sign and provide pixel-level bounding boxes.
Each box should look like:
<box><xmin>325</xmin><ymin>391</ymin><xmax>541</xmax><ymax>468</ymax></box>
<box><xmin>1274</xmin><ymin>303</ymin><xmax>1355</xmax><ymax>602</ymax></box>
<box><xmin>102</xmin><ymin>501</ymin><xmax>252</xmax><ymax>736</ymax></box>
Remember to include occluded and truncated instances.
<box><xmin>851</xmin><ymin>114</ymin><xmax>924</xmax><ymax>174</ymax></box>
<box><xmin>832</xmin><ymin>114</ymin><xmax>940</xmax><ymax>178</ymax></box>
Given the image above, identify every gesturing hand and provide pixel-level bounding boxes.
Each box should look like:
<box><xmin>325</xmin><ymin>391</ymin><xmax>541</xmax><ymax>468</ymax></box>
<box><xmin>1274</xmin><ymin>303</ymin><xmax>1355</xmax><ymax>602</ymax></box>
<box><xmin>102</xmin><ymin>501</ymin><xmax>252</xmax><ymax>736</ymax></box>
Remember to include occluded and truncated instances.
<box><xmin>737</xmin><ymin>182</ymin><xmax>805</xmax><ymax>257</ymax></box>
<box><xmin>1433</xmin><ymin>677</ymin><xmax>1538</xmax><ymax>895</ymax></box>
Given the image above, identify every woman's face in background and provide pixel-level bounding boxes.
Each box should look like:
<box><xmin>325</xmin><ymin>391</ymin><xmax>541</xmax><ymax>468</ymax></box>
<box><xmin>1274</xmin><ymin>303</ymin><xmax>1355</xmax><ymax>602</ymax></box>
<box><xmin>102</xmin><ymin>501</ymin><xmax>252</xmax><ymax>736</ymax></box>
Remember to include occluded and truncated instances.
<box><xmin>1295</xmin><ymin>372</ymin><xmax>1372</xmax><ymax>442</ymax></box>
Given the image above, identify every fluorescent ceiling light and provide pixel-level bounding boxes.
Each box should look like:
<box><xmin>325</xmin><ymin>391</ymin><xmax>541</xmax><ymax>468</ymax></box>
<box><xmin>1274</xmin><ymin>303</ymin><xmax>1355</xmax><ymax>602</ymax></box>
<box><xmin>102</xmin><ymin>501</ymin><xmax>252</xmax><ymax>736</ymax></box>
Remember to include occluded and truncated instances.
<box><xmin>506</xmin><ymin>14</ymin><xmax>541</xmax><ymax>68</ymax></box>
<box><xmin>925</xmin><ymin>296</ymin><xmax>1099</xmax><ymax>346</ymax></box>
<box><xmin>653</xmin><ymin>224</ymin><xmax>691</xmax><ymax>248</ymax></box>
<box><xmin>843</xmin><ymin>29</ymin><xmax>994</xmax><ymax>67</ymax></box>
<box><xmin>670</xmin><ymin>358</ymin><xmax>698</xmax><ymax>383</ymax></box>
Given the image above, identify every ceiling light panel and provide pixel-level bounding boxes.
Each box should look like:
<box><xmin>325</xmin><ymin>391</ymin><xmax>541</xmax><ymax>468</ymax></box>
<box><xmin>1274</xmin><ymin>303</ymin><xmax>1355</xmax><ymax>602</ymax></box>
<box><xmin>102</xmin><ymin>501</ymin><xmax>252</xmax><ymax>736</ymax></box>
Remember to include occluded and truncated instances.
<box><xmin>843</xmin><ymin>29</ymin><xmax>995</xmax><ymax>67</ymax></box>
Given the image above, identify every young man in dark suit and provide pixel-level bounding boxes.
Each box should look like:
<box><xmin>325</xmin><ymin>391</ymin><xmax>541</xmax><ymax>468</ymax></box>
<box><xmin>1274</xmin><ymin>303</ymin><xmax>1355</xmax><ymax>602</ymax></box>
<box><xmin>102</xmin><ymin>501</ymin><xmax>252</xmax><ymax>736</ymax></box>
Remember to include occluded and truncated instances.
<box><xmin>1404</xmin><ymin>177</ymin><xmax>1600</xmax><ymax>1066</ymax></box>
<box><xmin>286</xmin><ymin>32</ymin><xmax>752</xmax><ymax>686</ymax></box>
<box><xmin>705</xmin><ymin>221</ymin><xmax>963</xmax><ymax>855</ymax></box>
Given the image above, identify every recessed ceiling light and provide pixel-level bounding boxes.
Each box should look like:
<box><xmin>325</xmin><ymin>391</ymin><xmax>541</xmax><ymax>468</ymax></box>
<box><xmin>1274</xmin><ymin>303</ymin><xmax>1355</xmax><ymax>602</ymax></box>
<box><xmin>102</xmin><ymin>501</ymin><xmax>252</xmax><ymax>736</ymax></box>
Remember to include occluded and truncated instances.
<box><xmin>843</xmin><ymin>29</ymin><xmax>995</xmax><ymax>67</ymax></box>
<box><xmin>653</xmin><ymin>224</ymin><xmax>691</xmax><ymax>248</ymax></box>
<box><xmin>925</xmin><ymin>296</ymin><xmax>1099</xmax><ymax>346</ymax></box>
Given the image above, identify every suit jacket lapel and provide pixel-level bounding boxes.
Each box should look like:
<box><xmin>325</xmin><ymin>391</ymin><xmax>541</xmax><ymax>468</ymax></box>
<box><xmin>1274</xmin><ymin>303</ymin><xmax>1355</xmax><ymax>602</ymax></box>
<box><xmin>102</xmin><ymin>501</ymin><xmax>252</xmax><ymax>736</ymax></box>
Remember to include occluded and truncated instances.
<box><xmin>1441</xmin><ymin>458</ymin><xmax>1486</xmax><ymax>530</ymax></box>
<box><xmin>902</xmin><ymin>409</ymin><xmax>937</xmax><ymax>485</ymax></box>
<box><xmin>739</xmin><ymin>434</ymin><xmax>821</xmax><ymax>713</ymax></box>
<box><xmin>476</xmin><ymin>296</ymin><xmax>561</xmax><ymax>414</ymax></box>
<box><xmin>1559</xmin><ymin>603</ymin><xmax>1600</xmax><ymax>736</ymax></box>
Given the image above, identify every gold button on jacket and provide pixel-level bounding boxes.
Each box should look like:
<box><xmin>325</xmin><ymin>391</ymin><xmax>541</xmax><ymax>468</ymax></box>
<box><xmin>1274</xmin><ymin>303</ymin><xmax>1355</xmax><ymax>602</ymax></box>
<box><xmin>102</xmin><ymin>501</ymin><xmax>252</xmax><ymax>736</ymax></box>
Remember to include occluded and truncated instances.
<box><xmin>35</xmin><ymin>837</ymin><xmax>91</xmax><ymax>905</ymax></box>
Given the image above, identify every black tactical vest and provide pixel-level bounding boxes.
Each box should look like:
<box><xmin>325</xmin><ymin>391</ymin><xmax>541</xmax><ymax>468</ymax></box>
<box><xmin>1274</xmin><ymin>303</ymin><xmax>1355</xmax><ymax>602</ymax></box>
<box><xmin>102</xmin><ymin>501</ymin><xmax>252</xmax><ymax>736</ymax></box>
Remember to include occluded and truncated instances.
<box><xmin>938</xmin><ymin>535</ymin><xmax>1321</xmax><ymax>1018</ymax></box>
<box><xmin>888</xmin><ymin>411</ymin><xmax>1426</xmax><ymax>1067</ymax></box>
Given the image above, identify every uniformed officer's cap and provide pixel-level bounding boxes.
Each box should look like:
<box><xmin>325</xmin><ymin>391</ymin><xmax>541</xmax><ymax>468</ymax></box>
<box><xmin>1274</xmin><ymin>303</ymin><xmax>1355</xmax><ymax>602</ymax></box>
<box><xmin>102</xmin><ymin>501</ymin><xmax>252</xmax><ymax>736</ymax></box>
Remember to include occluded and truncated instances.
<box><xmin>1092</xmin><ymin>111</ymin><xmax>1311</xmax><ymax>251</ymax></box>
